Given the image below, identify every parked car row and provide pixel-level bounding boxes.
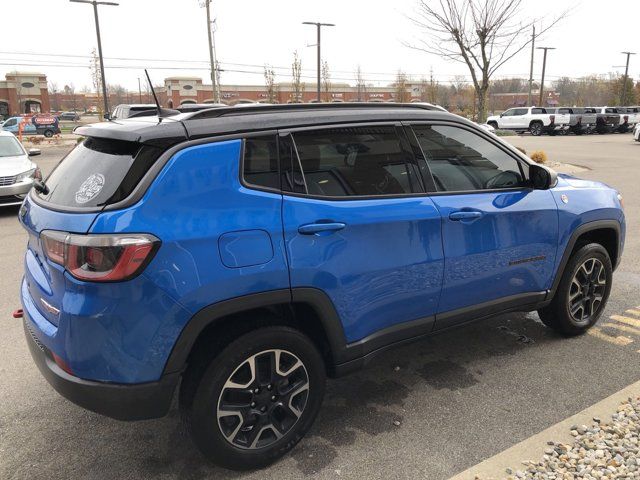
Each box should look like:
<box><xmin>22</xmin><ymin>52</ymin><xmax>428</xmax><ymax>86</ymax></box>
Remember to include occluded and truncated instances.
<box><xmin>486</xmin><ymin>106</ymin><xmax>640</xmax><ymax>135</ymax></box>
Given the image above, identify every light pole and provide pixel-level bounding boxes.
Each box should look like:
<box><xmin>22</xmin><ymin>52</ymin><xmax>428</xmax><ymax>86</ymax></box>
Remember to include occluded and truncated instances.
<box><xmin>202</xmin><ymin>0</ymin><xmax>219</xmax><ymax>103</ymax></box>
<box><xmin>70</xmin><ymin>0</ymin><xmax>118</xmax><ymax>117</ymax></box>
<box><xmin>137</xmin><ymin>77</ymin><xmax>142</xmax><ymax>103</ymax></box>
<box><xmin>303</xmin><ymin>21</ymin><xmax>335</xmax><ymax>102</ymax></box>
<box><xmin>621</xmin><ymin>52</ymin><xmax>636</xmax><ymax>105</ymax></box>
<box><xmin>527</xmin><ymin>25</ymin><xmax>535</xmax><ymax>107</ymax></box>
<box><xmin>537</xmin><ymin>46</ymin><xmax>555</xmax><ymax>107</ymax></box>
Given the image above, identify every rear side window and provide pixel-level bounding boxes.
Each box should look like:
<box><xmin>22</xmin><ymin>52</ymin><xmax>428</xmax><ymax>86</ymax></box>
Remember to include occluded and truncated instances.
<box><xmin>412</xmin><ymin>125</ymin><xmax>524</xmax><ymax>192</ymax></box>
<box><xmin>292</xmin><ymin>126</ymin><xmax>418</xmax><ymax>197</ymax></box>
<box><xmin>36</xmin><ymin>137</ymin><xmax>162</xmax><ymax>208</ymax></box>
<box><xmin>243</xmin><ymin>136</ymin><xmax>279</xmax><ymax>189</ymax></box>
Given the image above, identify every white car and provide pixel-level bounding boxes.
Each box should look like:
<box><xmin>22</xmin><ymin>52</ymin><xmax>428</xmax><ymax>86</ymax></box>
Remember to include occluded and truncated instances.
<box><xmin>478</xmin><ymin>123</ymin><xmax>496</xmax><ymax>133</ymax></box>
<box><xmin>486</xmin><ymin>107</ymin><xmax>570</xmax><ymax>136</ymax></box>
<box><xmin>0</xmin><ymin>130</ymin><xmax>41</xmax><ymax>207</ymax></box>
<box><xmin>633</xmin><ymin>122</ymin><xmax>640</xmax><ymax>141</ymax></box>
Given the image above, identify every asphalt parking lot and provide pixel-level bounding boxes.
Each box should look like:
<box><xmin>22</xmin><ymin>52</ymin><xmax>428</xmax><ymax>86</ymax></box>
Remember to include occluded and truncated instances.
<box><xmin>1</xmin><ymin>134</ymin><xmax>639</xmax><ymax>480</ymax></box>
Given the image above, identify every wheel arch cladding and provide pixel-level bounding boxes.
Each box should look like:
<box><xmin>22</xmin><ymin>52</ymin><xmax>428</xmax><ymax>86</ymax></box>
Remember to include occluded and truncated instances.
<box><xmin>163</xmin><ymin>288</ymin><xmax>348</xmax><ymax>377</ymax></box>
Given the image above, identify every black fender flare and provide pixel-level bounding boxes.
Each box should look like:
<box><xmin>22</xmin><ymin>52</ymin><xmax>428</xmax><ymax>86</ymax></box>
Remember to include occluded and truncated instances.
<box><xmin>548</xmin><ymin>219</ymin><xmax>622</xmax><ymax>299</ymax></box>
<box><xmin>162</xmin><ymin>288</ymin><xmax>348</xmax><ymax>375</ymax></box>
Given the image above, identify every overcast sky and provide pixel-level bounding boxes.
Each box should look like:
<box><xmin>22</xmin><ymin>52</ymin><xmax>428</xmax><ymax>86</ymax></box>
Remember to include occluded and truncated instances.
<box><xmin>1</xmin><ymin>0</ymin><xmax>635</xmax><ymax>91</ymax></box>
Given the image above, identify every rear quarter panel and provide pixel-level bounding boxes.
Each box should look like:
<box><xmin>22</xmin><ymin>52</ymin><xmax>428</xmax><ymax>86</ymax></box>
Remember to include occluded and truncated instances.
<box><xmin>89</xmin><ymin>139</ymin><xmax>290</xmax><ymax>380</ymax></box>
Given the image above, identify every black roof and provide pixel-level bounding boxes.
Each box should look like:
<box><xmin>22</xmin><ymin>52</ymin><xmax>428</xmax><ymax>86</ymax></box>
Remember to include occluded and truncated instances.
<box><xmin>74</xmin><ymin>103</ymin><xmax>457</xmax><ymax>148</ymax></box>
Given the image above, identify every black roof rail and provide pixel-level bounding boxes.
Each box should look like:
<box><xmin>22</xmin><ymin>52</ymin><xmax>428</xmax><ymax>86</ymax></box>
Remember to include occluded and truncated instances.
<box><xmin>184</xmin><ymin>102</ymin><xmax>442</xmax><ymax>121</ymax></box>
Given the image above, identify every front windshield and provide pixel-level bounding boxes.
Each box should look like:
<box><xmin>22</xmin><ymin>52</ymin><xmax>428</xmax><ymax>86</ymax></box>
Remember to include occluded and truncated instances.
<box><xmin>0</xmin><ymin>136</ymin><xmax>24</xmax><ymax>157</ymax></box>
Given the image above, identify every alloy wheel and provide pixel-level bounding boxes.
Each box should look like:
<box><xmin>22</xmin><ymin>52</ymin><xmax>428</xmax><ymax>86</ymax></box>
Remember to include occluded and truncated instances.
<box><xmin>568</xmin><ymin>257</ymin><xmax>606</xmax><ymax>324</ymax></box>
<box><xmin>217</xmin><ymin>349</ymin><xmax>310</xmax><ymax>450</ymax></box>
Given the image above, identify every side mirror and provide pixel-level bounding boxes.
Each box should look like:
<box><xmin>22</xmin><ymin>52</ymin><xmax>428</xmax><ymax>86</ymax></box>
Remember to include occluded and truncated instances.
<box><xmin>103</xmin><ymin>112</ymin><xmax>111</xmax><ymax>120</ymax></box>
<box><xmin>530</xmin><ymin>163</ymin><xmax>558</xmax><ymax>190</ymax></box>
<box><xmin>28</xmin><ymin>148</ymin><xmax>41</xmax><ymax>157</ymax></box>
<box><xmin>500</xmin><ymin>113</ymin><xmax>504</xmax><ymax>117</ymax></box>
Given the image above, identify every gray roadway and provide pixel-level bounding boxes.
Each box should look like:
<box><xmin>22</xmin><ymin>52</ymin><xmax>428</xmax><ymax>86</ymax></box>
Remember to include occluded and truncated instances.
<box><xmin>1</xmin><ymin>135</ymin><xmax>639</xmax><ymax>480</ymax></box>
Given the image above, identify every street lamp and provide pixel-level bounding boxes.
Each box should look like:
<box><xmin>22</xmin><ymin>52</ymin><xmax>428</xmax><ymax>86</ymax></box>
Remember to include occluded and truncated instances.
<box><xmin>70</xmin><ymin>0</ymin><xmax>118</xmax><ymax>117</ymax></box>
<box><xmin>536</xmin><ymin>46</ymin><xmax>555</xmax><ymax>106</ymax></box>
<box><xmin>302</xmin><ymin>21</ymin><xmax>335</xmax><ymax>102</ymax></box>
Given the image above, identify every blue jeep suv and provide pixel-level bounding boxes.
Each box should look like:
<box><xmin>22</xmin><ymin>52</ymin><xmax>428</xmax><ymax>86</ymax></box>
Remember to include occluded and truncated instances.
<box><xmin>18</xmin><ymin>103</ymin><xmax>625</xmax><ymax>469</ymax></box>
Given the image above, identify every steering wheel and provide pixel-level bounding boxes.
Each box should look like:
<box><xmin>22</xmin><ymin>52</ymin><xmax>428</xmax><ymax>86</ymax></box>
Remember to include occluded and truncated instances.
<box><xmin>484</xmin><ymin>170</ymin><xmax>521</xmax><ymax>189</ymax></box>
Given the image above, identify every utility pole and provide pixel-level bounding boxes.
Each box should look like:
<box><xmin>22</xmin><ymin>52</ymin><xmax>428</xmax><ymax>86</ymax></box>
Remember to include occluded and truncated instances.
<box><xmin>527</xmin><ymin>25</ymin><xmax>535</xmax><ymax>107</ymax></box>
<box><xmin>203</xmin><ymin>0</ymin><xmax>218</xmax><ymax>103</ymax></box>
<box><xmin>537</xmin><ymin>46</ymin><xmax>555</xmax><ymax>107</ymax></box>
<box><xmin>303</xmin><ymin>21</ymin><xmax>335</xmax><ymax>102</ymax></box>
<box><xmin>137</xmin><ymin>77</ymin><xmax>142</xmax><ymax>103</ymax></box>
<box><xmin>70</xmin><ymin>0</ymin><xmax>118</xmax><ymax>117</ymax></box>
<box><xmin>621</xmin><ymin>51</ymin><xmax>636</xmax><ymax>105</ymax></box>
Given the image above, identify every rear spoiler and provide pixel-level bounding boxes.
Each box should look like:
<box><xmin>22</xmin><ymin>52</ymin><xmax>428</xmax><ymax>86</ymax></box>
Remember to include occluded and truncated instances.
<box><xmin>73</xmin><ymin>119</ymin><xmax>188</xmax><ymax>148</ymax></box>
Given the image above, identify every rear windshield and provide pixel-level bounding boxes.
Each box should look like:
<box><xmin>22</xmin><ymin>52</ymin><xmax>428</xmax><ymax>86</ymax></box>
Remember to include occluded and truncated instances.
<box><xmin>36</xmin><ymin>136</ymin><xmax>162</xmax><ymax>208</ymax></box>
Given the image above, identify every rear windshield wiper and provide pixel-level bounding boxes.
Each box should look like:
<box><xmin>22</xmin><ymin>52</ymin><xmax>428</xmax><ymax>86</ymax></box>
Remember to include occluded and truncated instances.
<box><xmin>33</xmin><ymin>179</ymin><xmax>49</xmax><ymax>195</ymax></box>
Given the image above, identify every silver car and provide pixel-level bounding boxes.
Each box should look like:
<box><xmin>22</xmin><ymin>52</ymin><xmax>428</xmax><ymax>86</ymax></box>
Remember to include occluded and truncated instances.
<box><xmin>0</xmin><ymin>130</ymin><xmax>41</xmax><ymax>207</ymax></box>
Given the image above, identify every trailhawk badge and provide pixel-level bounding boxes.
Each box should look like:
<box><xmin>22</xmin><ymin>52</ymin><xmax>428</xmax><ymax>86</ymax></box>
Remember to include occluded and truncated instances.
<box><xmin>75</xmin><ymin>173</ymin><xmax>105</xmax><ymax>204</ymax></box>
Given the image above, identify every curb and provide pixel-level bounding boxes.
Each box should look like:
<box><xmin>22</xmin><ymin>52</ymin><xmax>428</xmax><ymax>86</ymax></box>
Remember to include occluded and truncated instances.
<box><xmin>448</xmin><ymin>379</ymin><xmax>640</xmax><ymax>480</ymax></box>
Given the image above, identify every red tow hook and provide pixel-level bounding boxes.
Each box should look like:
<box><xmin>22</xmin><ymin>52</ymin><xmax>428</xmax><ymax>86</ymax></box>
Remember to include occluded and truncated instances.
<box><xmin>12</xmin><ymin>309</ymin><xmax>24</xmax><ymax>319</ymax></box>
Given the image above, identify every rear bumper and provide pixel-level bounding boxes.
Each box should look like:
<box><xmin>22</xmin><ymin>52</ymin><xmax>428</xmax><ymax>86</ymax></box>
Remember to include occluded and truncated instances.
<box><xmin>24</xmin><ymin>319</ymin><xmax>179</xmax><ymax>421</ymax></box>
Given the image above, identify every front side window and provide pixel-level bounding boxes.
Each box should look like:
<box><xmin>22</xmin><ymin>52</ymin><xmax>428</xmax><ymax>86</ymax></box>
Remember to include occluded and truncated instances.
<box><xmin>291</xmin><ymin>126</ymin><xmax>417</xmax><ymax>197</ymax></box>
<box><xmin>531</xmin><ymin>108</ymin><xmax>546</xmax><ymax>114</ymax></box>
<box><xmin>514</xmin><ymin>108</ymin><xmax>529</xmax><ymax>116</ymax></box>
<box><xmin>3</xmin><ymin>118</ymin><xmax>17</xmax><ymax>127</ymax></box>
<box><xmin>501</xmin><ymin>109</ymin><xmax>515</xmax><ymax>117</ymax></box>
<box><xmin>243</xmin><ymin>136</ymin><xmax>279</xmax><ymax>189</ymax></box>
<box><xmin>412</xmin><ymin>125</ymin><xmax>524</xmax><ymax>192</ymax></box>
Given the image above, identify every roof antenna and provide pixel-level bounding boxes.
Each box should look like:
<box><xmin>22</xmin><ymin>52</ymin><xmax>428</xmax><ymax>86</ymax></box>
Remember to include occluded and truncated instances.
<box><xmin>144</xmin><ymin>69</ymin><xmax>179</xmax><ymax>119</ymax></box>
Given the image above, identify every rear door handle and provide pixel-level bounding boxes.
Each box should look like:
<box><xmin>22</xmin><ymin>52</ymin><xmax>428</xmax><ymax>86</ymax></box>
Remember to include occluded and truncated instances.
<box><xmin>298</xmin><ymin>222</ymin><xmax>346</xmax><ymax>235</ymax></box>
<box><xmin>449</xmin><ymin>211</ymin><xmax>483</xmax><ymax>221</ymax></box>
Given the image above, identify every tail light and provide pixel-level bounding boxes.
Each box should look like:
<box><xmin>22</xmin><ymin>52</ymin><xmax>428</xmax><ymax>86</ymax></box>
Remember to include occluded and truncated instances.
<box><xmin>40</xmin><ymin>230</ymin><xmax>159</xmax><ymax>282</ymax></box>
<box><xmin>549</xmin><ymin>114</ymin><xmax>555</xmax><ymax>124</ymax></box>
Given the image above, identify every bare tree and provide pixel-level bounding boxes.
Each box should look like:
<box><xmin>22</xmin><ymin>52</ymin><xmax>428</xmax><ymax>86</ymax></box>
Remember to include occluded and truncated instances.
<box><xmin>291</xmin><ymin>51</ymin><xmax>304</xmax><ymax>103</ymax></box>
<box><xmin>355</xmin><ymin>65</ymin><xmax>367</xmax><ymax>102</ymax></box>
<box><xmin>49</xmin><ymin>81</ymin><xmax>60</xmax><ymax>112</ymax></box>
<box><xmin>394</xmin><ymin>71</ymin><xmax>410</xmax><ymax>103</ymax></box>
<box><xmin>321</xmin><ymin>61</ymin><xmax>332</xmax><ymax>102</ymax></box>
<box><xmin>89</xmin><ymin>48</ymin><xmax>103</xmax><ymax>113</ymax></box>
<box><xmin>407</xmin><ymin>0</ymin><xmax>567</xmax><ymax>121</ymax></box>
<box><xmin>264</xmin><ymin>65</ymin><xmax>279</xmax><ymax>103</ymax></box>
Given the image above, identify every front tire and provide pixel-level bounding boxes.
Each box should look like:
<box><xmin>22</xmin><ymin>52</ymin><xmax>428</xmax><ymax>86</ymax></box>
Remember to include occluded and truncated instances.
<box><xmin>43</xmin><ymin>129</ymin><xmax>54</xmax><ymax>138</ymax></box>
<box><xmin>538</xmin><ymin>243</ymin><xmax>612</xmax><ymax>336</ymax></box>
<box><xmin>183</xmin><ymin>326</ymin><xmax>326</xmax><ymax>470</ymax></box>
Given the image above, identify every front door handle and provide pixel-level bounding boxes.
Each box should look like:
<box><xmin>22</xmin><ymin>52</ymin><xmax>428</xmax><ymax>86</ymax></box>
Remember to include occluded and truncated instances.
<box><xmin>449</xmin><ymin>211</ymin><xmax>483</xmax><ymax>221</ymax></box>
<box><xmin>298</xmin><ymin>222</ymin><xmax>346</xmax><ymax>235</ymax></box>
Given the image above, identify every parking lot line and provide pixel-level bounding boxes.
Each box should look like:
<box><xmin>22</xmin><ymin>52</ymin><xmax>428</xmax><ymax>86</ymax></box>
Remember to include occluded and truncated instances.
<box><xmin>602</xmin><ymin>322</ymin><xmax>640</xmax><ymax>337</ymax></box>
<box><xmin>625</xmin><ymin>309</ymin><xmax>640</xmax><ymax>317</ymax></box>
<box><xmin>587</xmin><ymin>327</ymin><xmax>634</xmax><ymax>345</ymax></box>
<box><xmin>609</xmin><ymin>315</ymin><xmax>640</xmax><ymax>330</ymax></box>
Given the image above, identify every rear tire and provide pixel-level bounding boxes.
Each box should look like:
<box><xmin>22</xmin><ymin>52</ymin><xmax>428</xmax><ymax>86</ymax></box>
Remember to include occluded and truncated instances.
<box><xmin>529</xmin><ymin>121</ymin><xmax>543</xmax><ymax>136</ymax></box>
<box><xmin>182</xmin><ymin>326</ymin><xmax>326</xmax><ymax>470</ymax></box>
<box><xmin>538</xmin><ymin>243</ymin><xmax>612</xmax><ymax>336</ymax></box>
<box><xmin>487</xmin><ymin>121</ymin><xmax>498</xmax><ymax>130</ymax></box>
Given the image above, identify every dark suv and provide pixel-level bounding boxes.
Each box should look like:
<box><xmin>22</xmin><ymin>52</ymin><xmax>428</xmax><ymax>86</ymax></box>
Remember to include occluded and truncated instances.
<box><xmin>19</xmin><ymin>104</ymin><xmax>625</xmax><ymax>470</ymax></box>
